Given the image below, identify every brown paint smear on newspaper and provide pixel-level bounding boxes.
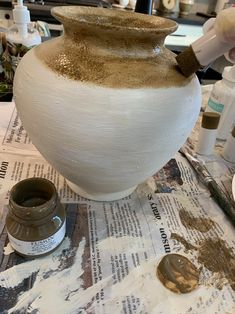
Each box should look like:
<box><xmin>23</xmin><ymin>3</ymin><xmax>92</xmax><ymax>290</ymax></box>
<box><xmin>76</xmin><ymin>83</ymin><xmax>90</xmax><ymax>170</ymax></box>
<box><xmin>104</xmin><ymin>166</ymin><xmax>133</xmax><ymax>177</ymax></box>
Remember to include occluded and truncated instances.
<box><xmin>171</xmin><ymin>233</ymin><xmax>197</xmax><ymax>252</ymax></box>
<box><xmin>198</xmin><ymin>238</ymin><xmax>235</xmax><ymax>291</ymax></box>
<box><xmin>171</xmin><ymin>233</ymin><xmax>235</xmax><ymax>291</ymax></box>
<box><xmin>179</xmin><ymin>209</ymin><xmax>215</xmax><ymax>233</ymax></box>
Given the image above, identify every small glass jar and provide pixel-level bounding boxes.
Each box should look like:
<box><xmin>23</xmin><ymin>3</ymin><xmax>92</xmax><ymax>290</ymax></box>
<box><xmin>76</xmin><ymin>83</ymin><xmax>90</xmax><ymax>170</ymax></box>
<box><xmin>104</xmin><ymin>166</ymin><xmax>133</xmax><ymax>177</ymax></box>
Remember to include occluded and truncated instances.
<box><xmin>6</xmin><ymin>177</ymin><xmax>66</xmax><ymax>257</ymax></box>
<box><xmin>179</xmin><ymin>0</ymin><xmax>194</xmax><ymax>16</ymax></box>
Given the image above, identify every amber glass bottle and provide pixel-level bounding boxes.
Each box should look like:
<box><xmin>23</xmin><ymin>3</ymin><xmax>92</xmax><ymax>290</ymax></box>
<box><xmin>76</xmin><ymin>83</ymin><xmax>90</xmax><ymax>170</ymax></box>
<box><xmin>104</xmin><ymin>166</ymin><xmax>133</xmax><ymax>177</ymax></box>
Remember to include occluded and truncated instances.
<box><xmin>6</xmin><ymin>177</ymin><xmax>66</xmax><ymax>257</ymax></box>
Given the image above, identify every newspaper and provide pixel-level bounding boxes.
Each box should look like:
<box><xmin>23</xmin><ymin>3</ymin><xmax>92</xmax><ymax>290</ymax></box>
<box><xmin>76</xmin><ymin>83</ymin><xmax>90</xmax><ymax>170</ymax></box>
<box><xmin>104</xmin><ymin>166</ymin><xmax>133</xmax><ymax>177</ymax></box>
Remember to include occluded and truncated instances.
<box><xmin>0</xmin><ymin>101</ymin><xmax>38</xmax><ymax>155</ymax></box>
<box><xmin>0</xmin><ymin>101</ymin><xmax>234</xmax><ymax>314</ymax></box>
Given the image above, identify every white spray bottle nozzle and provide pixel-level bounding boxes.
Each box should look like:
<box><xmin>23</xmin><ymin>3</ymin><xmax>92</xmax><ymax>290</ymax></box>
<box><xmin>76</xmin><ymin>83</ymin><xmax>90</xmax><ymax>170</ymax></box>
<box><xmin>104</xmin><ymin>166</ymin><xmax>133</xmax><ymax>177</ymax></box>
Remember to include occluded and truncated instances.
<box><xmin>13</xmin><ymin>0</ymin><xmax>30</xmax><ymax>39</ymax></box>
<box><xmin>176</xmin><ymin>7</ymin><xmax>235</xmax><ymax>77</ymax></box>
<box><xmin>6</xmin><ymin>0</ymin><xmax>41</xmax><ymax>46</ymax></box>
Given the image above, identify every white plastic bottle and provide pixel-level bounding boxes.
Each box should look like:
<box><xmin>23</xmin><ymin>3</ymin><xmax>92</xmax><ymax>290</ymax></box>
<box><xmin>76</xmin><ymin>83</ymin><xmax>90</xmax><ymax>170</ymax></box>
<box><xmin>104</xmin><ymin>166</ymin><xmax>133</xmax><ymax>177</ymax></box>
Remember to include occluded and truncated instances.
<box><xmin>196</xmin><ymin>112</ymin><xmax>220</xmax><ymax>155</ymax></box>
<box><xmin>6</xmin><ymin>0</ymin><xmax>41</xmax><ymax>48</ymax></box>
<box><xmin>206</xmin><ymin>65</ymin><xmax>235</xmax><ymax>140</ymax></box>
<box><xmin>222</xmin><ymin>125</ymin><xmax>235</xmax><ymax>162</ymax></box>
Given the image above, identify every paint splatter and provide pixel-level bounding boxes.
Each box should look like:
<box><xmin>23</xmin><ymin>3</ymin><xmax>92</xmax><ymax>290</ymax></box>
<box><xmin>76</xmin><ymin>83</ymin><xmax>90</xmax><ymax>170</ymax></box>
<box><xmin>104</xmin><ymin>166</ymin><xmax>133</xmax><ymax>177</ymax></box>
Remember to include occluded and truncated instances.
<box><xmin>171</xmin><ymin>233</ymin><xmax>197</xmax><ymax>252</ymax></box>
<box><xmin>0</xmin><ymin>238</ymin><xmax>87</xmax><ymax>313</ymax></box>
<box><xmin>197</xmin><ymin>238</ymin><xmax>235</xmax><ymax>291</ymax></box>
<box><xmin>179</xmin><ymin>209</ymin><xmax>215</xmax><ymax>233</ymax></box>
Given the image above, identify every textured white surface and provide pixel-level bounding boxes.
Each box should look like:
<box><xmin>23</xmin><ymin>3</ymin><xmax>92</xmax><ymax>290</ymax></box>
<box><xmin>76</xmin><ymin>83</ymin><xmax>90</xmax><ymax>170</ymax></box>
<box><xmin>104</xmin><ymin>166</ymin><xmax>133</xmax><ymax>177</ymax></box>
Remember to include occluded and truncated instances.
<box><xmin>66</xmin><ymin>180</ymin><xmax>137</xmax><ymax>201</ymax></box>
<box><xmin>1</xmin><ymin>237</ymin><xmax>71</xmax><ymax>289</ymax></box>
<box><xmin>14</xmin><ymin>48</ymin><xmax>201</xmax><ymax>200</ymax></box>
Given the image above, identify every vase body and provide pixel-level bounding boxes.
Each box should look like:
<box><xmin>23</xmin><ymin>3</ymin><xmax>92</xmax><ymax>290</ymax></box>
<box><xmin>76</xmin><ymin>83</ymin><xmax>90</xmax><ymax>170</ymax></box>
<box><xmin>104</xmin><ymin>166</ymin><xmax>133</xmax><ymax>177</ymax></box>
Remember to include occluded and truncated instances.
<box><xmin>13</xmin><ymin>6</ymin><xmax>201</xmax><ymax>201</ymax></box>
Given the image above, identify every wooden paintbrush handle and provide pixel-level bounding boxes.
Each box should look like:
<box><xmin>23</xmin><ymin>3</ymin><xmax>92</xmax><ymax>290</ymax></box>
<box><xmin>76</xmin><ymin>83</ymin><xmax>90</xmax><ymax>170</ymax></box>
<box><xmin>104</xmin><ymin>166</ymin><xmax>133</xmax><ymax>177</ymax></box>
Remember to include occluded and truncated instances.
<box><xmin>208</xmin><ymin>180</ymin><xmax>235</xmax><ymax>227</ymax></box>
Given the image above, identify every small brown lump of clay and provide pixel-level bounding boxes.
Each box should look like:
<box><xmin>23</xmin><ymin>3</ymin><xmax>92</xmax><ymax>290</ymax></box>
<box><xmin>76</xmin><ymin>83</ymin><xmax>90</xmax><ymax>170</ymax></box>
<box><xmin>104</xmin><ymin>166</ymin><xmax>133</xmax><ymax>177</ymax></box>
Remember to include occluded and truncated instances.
<box><xmin>157</xmin><ymin>253</ymin><xmax>199</xmax><ymax>294</ymax></box>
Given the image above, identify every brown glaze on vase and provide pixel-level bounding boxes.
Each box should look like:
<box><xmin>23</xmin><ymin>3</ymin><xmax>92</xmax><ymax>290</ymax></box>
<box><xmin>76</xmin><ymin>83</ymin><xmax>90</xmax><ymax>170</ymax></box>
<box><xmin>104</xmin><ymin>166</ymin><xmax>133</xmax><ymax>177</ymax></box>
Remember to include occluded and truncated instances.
<box><xmin>36</xmin><ymin>6</ymin><xmax>190</xmax><ymax>88</ymax></box>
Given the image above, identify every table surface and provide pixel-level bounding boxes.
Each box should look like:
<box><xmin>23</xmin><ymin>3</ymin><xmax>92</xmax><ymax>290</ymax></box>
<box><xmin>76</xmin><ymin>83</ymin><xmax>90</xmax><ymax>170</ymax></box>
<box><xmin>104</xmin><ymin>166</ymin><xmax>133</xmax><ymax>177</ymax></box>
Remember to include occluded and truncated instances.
<box><xmin>165</xmin><ymin>24</ymin><xmax>203</xmax><ymax>51</ymax></box>
<box><xmin>0</xmin><ymin>93</ymin><xmax>234</xmax><ymax>313</ymax></box>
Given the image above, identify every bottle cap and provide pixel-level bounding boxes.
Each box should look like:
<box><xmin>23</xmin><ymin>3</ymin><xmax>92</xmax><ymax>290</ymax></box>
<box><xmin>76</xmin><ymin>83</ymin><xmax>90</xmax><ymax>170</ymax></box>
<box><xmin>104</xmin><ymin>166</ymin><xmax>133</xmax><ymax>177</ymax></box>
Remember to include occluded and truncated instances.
<box><xmin>201</xmin><ymin>112</ymin><xmax>220</xmax><ymax>129</ymax></box>
<box><xmin>222</xmin><ymin>65</ymin><xmax>235</xmax><ymax>83</ymax></box>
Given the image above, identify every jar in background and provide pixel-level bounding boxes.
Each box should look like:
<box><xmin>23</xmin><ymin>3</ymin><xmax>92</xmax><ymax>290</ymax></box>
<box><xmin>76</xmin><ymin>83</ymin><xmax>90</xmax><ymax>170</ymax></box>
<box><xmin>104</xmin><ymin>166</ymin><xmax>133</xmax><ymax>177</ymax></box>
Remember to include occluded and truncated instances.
<box><xmin>6</xmin><ymin>177</ymin><xmax>66</xmax><ymax>257</ymax></box>
<box><xmin>196</xmin><ymin>112</ymin><xmax>220</xmax><ymax>156</ymax></box>
<box><xmin>179</xmin><ymin>0</ymin><xmax>194</xmax><ymax>16</ymax></box>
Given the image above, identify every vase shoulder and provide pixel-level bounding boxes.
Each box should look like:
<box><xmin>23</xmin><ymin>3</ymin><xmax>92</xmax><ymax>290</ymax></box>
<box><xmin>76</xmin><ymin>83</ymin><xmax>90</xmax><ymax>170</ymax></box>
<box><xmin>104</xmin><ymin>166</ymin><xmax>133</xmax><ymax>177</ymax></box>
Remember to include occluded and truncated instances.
<box><xmin>35</xmin><ymin>37</ymin><xmax>191</xmax><ymax>89</ymax></box>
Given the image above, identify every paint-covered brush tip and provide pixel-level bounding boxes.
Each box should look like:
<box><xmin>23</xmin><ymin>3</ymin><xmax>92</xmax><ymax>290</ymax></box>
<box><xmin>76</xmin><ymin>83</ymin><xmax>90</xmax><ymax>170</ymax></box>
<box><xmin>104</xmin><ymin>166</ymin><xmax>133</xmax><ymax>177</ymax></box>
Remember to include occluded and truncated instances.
<box><xmin>176</xmin><ymin>46</ymin><xmax>202</xmax><ymax>77</ymax></box>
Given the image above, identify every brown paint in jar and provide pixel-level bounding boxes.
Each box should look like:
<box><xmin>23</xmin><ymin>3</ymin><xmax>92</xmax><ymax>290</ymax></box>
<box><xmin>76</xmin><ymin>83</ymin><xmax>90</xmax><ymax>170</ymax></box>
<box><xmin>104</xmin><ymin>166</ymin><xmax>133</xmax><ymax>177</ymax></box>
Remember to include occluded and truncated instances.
<box><xmin>6</xmin><ymin>177</ymin><xmax>66</xmax><ymax>257</ymax></box>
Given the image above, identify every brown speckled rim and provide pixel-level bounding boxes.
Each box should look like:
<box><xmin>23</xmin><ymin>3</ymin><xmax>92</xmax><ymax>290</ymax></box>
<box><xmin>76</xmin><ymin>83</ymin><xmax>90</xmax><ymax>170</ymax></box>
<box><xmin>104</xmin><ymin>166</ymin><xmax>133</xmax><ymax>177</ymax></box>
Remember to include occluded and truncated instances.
<box><xmin>51</xmin><ymin>6</ymin><xmax>178</xmax><ymax>35</ymax></box>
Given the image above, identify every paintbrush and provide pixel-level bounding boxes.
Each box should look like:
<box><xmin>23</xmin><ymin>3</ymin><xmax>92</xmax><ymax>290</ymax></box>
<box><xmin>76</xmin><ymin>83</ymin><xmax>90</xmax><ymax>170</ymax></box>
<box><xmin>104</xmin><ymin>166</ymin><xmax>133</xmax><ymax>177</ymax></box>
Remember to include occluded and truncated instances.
<box><xmin>180</xmin><ymin>147</ymin><xmax>235</xmax><ymax>227</ymax></box>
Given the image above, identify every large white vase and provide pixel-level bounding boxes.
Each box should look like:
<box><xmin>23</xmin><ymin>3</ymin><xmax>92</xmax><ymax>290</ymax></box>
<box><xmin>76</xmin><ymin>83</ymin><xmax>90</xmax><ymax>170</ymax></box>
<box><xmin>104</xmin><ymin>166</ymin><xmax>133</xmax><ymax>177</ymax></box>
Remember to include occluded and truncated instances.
<box><xmin>13</xmin><ymin>6</ymin><xmax>201</xmax><ymax>201</ymax></box>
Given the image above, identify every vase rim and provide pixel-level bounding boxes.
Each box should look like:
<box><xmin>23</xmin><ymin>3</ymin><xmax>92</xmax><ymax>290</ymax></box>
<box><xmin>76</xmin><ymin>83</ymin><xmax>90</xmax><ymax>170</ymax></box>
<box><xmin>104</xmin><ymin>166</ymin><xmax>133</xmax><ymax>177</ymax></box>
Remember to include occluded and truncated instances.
<box><xmin>51</xmin><ymin>6</ymin><xmax>178</xmax><ymax>35</ymax></box>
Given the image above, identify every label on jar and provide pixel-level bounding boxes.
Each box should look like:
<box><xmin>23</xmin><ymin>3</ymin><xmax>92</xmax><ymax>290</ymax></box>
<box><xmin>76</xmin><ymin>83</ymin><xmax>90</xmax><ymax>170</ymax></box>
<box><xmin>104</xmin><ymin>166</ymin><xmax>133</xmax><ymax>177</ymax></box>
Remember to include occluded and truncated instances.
<box><xmin>207</xmin><ymin>98</ymin><xmax>224</xmax><ymax>113</ymax></box>
<box><xmin>7</xmin><ymin>220</ymin><xmax>66</xmax><ymax>256</ymax></box>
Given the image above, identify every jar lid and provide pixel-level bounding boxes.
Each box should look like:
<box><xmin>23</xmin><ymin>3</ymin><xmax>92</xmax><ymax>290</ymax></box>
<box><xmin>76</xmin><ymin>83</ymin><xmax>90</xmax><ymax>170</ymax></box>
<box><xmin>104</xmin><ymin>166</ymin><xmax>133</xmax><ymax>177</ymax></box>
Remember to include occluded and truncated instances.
<box><xmin>201</xmin><ymin>112</ymin><xmax>220</xmax><ymax>130</ymax></box>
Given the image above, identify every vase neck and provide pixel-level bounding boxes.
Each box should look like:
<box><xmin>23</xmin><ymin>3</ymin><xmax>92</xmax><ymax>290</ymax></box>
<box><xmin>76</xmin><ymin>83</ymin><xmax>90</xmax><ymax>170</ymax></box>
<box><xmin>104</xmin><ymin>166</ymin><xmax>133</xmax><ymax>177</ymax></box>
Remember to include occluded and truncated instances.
<box><xmin>52</xmin><ymin>6</ymin><xmax>177</xmax><ymax>59</ymax></box>
<box><xmin>64</xmin><ymin>25</ymin><xmax>166</xmax><ymax>59</ymax></box>
<box><xmin>35</xmin><ymin>7</ymin><xmax>190</xmax><ymax>89</ymax></box>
